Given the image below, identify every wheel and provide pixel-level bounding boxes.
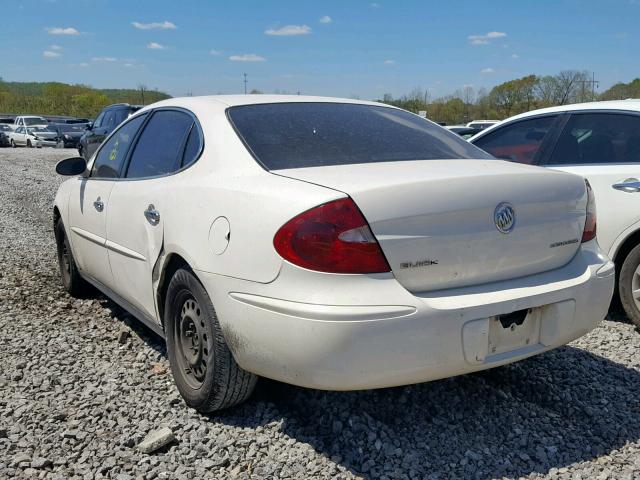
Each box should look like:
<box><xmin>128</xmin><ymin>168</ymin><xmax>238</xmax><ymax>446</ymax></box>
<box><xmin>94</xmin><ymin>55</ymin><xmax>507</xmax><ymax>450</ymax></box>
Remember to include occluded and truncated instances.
<box><xmin>619</xmin><ymin>242</ymin><xmax>640</xmax><ymax>327</ymax></box>
<box><xmin>26</xmin><ymin>139</ymin><xmax>32</xmax><ymax>148</ymax></box>
<box><xmin>165</xmin><ymin>268</ymin><xmax>257</xmax><ymax>412</ymax></box>
<box><xmin>55</xmin><ymin>219</ymin><xmax>90</xmax><ymax>297</ymax></box>
<box><xmin>10</xmin><ymin>139</ymin><xmax>15</xmax><ymax>148</ymax></box>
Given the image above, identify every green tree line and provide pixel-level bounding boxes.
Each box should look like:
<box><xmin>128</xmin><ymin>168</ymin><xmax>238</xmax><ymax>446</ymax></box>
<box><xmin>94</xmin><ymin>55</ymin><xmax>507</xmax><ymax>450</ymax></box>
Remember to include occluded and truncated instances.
<box><xmin>379</xmin><ymin>71</ymin><xmax>639</xmax><ymax>125</ymax></box>
<box><xmin>0</xmin><ymin>80</ymin><xmax>171</xmax><ymax>119</ymax></box>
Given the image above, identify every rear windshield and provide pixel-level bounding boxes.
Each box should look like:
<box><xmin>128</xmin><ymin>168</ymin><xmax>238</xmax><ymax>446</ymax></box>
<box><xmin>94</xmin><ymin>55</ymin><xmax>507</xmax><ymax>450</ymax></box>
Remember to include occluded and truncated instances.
<box><xmin>228</xmin><ymin>102</ymin><xmax>491</xmax><ymax>170</ymax></box>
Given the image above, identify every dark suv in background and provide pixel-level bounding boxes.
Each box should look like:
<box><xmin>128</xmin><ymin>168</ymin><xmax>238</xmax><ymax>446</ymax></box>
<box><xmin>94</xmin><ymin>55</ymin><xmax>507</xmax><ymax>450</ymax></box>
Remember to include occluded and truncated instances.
<box><xmin>78</xmin><ymin>103</ymin><xmax>141</xmax><ymax>160</ymax></box>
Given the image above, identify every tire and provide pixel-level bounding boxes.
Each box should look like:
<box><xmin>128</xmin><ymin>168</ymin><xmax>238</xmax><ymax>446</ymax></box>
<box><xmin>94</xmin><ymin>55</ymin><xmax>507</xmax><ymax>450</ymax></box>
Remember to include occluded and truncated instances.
<box><xmin>55</xmin><ymin>219</ymin><xmax>90</xmax><ymax>297</ymax></box>
<box><xmin>619</xmin><ymin>242</ymin><xmax>640</xmax><ymax>327</ymax></box>
<box><xmin>165</xmin><ymin>268</ymin><xmax>257</xmax><ymax>412</ymax></box>
<box><xmin>10</xmin><ymin>139</ymin><xmax>15</xmax><ymax>148</ymax></box>
<box><xmin>26</xmin><ymin>139</ymin><xmax>32</xmax><ymax>148</ymax></box>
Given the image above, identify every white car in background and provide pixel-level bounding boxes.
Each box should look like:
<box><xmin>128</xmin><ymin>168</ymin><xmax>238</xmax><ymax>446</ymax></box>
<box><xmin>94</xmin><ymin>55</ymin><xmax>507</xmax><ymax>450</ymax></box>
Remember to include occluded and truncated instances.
<box><xmin>13</xmin><ymin>115</ymin><xmax>48</xmax><ymax>130</ymax></box>
<box><xmin>9</xmin><ymin>126</ymin><xmax>58</xmax><ymax>148</ymax></box>
<box><xmin>466</xmin><ymin>120</ymin><xmax>500</xmax><ymax>130</ymax></box>
<box><xmin>470</xmin><ymin>100</ymin><xmax>640</xmax><ymax>326</ymax></box>
<box><xmin>52</xmin><ymin>95</ymin><xmax>613</xmax><ymax>412</ymax></box>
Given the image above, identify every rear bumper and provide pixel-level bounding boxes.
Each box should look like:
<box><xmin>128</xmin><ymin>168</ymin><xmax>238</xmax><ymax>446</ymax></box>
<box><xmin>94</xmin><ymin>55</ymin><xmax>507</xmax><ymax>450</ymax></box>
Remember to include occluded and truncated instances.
<box><xmin>197</xmin><ymin>240</ymin><xmax>614</xmax><ymax>390</ymax></box>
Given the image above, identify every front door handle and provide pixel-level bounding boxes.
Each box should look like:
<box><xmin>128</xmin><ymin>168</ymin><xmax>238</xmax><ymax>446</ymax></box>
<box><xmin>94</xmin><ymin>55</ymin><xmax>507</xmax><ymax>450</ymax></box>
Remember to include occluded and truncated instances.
<box><xmin>144</xmin><ymin>204</ymin><xmax>160</xmax><ymax>225</ymax></box>
<box><xmin>613</xmin><ymin>179</ymin><xmax>640</xmax><ymax>193</ymax></box>
<box><xmin>93</xmin><ymin>197</ymin><xmax>104</xmax><ymax>212</ymax></box>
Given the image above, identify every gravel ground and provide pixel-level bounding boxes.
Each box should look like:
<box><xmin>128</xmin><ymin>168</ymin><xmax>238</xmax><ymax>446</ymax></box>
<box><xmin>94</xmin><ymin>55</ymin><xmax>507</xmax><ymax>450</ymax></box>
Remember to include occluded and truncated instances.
<box><xmin>0</xmin><ymin>147</ymin><xmax>639</xmax><ymax>480</ymax></box>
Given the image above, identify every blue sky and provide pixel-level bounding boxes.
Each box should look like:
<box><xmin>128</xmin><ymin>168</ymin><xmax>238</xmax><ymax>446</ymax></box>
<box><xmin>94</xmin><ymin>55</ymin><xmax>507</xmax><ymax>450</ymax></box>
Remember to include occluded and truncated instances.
<box><xmin>2</xmin><ymin>0</ymin><xmax>638</xmax><ymax>99</ymax></box>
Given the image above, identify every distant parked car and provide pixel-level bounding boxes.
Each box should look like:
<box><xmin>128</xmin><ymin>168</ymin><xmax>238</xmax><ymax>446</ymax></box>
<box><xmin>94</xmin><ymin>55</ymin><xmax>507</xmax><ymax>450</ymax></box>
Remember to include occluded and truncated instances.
<box><xmin>445</xmin><ymin>125</ymin><xmax>482</xmax><ymax>139</ymax></box>
<box><xmin>470</xmin><ymin>100</ymin><xmax>640</xmax><ymax>326</ymax></box>
<box><xmin>13</xmin><ymin>115</ymin><xmax>48</xmax><ymax>130</ymax></box>
<box><xmin>9</xmin><ymin>126</ymin><xmax>57</xmax><ymax>148</ymax></box>
<box><xmin>0</xmin><ymin>124</ymin><xmax>12</xmax><ymax>147</ymax></box>
<box><xmin>50</xmin><ymin>123</ymin><xmax>87</xmax><ymax>148</ymax></box>
<box><xmin>466</xmin><ymin>120</ymin><xmax>500</xmax><ymax>130</ymax></box>
<box><xmin>79</xmin><ymin>104</ymin><xmax>141</xmax><ymax>160</ymax></box>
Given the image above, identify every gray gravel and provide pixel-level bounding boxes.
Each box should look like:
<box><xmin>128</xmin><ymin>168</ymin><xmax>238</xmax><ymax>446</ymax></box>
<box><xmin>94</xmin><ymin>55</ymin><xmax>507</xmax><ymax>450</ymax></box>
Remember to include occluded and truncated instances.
<box><xmin>1</xmin><ymin>147</ymin><xmax>639</xmax><ymax>480</ymax></box>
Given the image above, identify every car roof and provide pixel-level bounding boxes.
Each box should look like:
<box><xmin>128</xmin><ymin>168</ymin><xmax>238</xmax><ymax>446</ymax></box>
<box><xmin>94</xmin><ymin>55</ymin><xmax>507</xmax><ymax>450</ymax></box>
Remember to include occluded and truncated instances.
<box><xmin>137</xmin><ymin>94</ymin><xmax>392</xmax><ymax>115</ymax></box>
<box><xmin>503</xmin><ymin>99</ymin><xmax>640</xmax><ymax>120</ymax></box>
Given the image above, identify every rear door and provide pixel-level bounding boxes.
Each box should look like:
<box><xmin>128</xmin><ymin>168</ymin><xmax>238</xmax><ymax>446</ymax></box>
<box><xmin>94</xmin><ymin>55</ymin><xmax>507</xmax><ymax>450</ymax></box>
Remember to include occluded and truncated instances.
<box><xmin>541</xmin><ymin>112</ymin><xmax>640</xmax><ymax>255</ymax></box>
<box><xmin>106</xmin><ymin>109</ymin><xmax>200</xmax><ymax>321</ymax></box>
<box><xmin>67</xmin><ymin>113</ymin><xmax>147</xmax><ymax>287</ymax></box>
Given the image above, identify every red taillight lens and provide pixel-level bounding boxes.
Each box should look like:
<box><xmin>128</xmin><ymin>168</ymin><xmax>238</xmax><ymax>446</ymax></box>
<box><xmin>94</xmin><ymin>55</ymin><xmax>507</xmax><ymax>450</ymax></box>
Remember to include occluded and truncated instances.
<box><xmin>582</xmin><ymin>180</ymin><xmax>597</xmax><ymax>243</ymax></box>
<box><xmin>273</xmin><ymin>198</ymin><xmax>391</xmax><ymax>274</ymax></box>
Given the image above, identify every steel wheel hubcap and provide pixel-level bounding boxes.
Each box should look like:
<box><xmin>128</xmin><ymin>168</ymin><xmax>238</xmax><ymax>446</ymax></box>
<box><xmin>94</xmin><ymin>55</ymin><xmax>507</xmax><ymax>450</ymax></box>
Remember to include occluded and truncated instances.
<box><xmin>632</xmin><ymin>265</ymin><xmax>640</xmax><ymax>311</ymax></box>
<box><xmin>176</xmin><ymin>296</ymin><xmax>210</xmax><ymax>387</ymax></box>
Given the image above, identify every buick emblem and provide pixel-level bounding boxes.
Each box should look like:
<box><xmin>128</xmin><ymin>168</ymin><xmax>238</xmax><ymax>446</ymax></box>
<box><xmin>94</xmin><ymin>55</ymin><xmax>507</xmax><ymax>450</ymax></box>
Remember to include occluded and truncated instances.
<box><xmin>494</xmin><ymin>202</ymin><xmax>515</xmax><ymax>234</ymax></box>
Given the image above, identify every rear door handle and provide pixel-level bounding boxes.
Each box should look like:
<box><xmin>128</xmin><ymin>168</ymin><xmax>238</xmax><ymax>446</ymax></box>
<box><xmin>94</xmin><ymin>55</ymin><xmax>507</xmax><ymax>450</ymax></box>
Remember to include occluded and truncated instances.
<box><xmin>144</xmin><ymin>204</ymin><xmax>160</xmax><ymax>225</ymax></box>
<box><xmin>612</xmin><ymin>179</ymin><xmax>640</xmax><ymax>193</ymax></box>
<box><xmin>93</xmin><ymin>197</ymin><xmax>104</xmax><ymax>212</ymax></box>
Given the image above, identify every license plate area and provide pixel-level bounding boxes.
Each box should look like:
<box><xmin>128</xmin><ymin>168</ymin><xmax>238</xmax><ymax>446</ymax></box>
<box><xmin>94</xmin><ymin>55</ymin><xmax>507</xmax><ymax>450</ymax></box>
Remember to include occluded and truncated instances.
<box><xmin>489</xmin><ymin>308</ymin><xmax>541</xmax><ymax>356</ymax></box>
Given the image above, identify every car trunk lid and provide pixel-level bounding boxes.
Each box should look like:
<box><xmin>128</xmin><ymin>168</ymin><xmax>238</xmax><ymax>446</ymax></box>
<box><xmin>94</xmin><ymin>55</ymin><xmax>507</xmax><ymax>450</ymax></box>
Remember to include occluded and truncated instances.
<box><xmin>275</xmin><ymin>159</ymin><xmax>587</xmax><ymax>292</ymax></box>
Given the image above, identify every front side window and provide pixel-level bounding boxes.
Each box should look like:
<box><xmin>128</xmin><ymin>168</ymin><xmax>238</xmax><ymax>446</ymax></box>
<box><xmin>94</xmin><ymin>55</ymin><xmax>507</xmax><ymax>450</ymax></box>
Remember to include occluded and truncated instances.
<box><xmin>125</xmin><ymin>110</ymin><xmax>194</xmax><ymax>178</ymax></box>
<box><xmin>93</xmin><ymin>112</ymin><xmax>105</xmax><ymax>129</ymax></box>
<box><xmin>90</xmin><ymin>114</ymin><xmax>147</xmax><ymax>179</ymax></box>
<box><xmin>473</xmin><ymin>115</ymin><xmax>557</xmax><ymax>164</ymax></box>
<box><xmin>102</xmin><ymin>111</ymin><xmax>116</xmax><ymax>130</ymax></box>
<box><xmin>228</xmin><ymin>102</ymin><xmax>490</xmax><ymax>170</ymax></box>
<box><xmin>546</xmin><ymin>113</ymin><xmax>640</xmax><ymax>165</ymax></box>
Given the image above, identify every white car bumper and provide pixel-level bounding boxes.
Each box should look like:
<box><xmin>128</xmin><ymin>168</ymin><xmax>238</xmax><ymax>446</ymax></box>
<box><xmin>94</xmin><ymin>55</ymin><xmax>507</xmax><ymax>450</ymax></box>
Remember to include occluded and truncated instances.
<box><xmin>35</xmin><ymin>139</ymin><xmax>58</xmax><ymax>148</ymax></box>
<box><xmin>197</xmin><ymin>239</ymin><xmax>614</xmax><ymax>390</ymax></box>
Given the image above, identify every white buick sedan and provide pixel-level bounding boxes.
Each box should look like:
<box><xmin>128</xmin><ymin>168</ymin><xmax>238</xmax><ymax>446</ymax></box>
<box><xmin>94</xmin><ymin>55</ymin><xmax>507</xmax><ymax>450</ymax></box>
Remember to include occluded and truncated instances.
<box><xmin>53</xmin><ymin>96</ymin><xmax>614</xmax><ymax>412</ymax></box>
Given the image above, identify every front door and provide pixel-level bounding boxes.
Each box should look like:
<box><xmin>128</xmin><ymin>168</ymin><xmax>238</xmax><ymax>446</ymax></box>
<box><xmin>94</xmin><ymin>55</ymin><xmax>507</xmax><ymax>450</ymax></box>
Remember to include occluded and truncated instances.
<box><xmin>68</xmin><ymin>112</ymin><xmax>149</xmax><ymax>288</ymax></box>
<box><xmin>67</xmin><ymin>178</ymin><xmax>115</xmax><ymax>287</ymax></box>
<box><xmin>544</xmin><ymin>112</ymin><xmax>640</xmax><ymax>255</ymax></box>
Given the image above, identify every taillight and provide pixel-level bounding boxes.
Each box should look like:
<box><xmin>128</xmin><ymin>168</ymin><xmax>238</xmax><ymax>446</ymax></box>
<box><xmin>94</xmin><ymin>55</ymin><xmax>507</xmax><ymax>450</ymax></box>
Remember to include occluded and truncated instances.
<box><xmin>582</xmin><ymin>180</ymin><xmax>596</xmax><ymax>242</ymax></box>
<box><xmin>273</xmin><ymin>198</ymin><xmax>391</xmax><ymax>274</ymax></box>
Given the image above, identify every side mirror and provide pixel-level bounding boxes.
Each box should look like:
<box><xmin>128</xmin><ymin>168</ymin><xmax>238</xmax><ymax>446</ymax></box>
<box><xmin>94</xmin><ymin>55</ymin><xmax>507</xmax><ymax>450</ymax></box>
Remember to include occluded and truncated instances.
<box><xmin>56</xmin><ymin>157</ymin><xmax>87</xmax><ymax>176</ymax></box>
<box><xmin>85</xmin><ymin>122</ymin><xmax>93</xmax><ymax>130</ymax></box>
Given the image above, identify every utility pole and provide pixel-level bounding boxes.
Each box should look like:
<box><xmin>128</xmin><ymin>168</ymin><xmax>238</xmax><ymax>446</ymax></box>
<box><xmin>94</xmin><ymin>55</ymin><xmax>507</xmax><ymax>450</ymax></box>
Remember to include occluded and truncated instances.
<box><xmin>578</xmin><ymin>72</ymin><xmax>599</xmax><ymax>102</ymax></box>
<box><xmin>243</xmin><ymin>73</ymin><xmax>247</xmax><ymax>94</ymax></box>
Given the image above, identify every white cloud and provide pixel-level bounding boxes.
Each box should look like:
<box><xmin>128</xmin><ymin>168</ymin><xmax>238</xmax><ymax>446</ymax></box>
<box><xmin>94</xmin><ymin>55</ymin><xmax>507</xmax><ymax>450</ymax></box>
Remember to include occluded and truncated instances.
<box><xmin>468</xmin><ymin>31</ymin><xmax>507</xmax><ymax>45</ymax></box>
<box><xmin>49</xmin><ymin>44</ymin><xmax>63</xmax><ymax>50</ymax></box>
<box><xmin>92</xmin><ymin>56</ymin><xmax>117</xmax><ymax>62</ymax></box>
<box><xmin>46</xmin><ymin>27</ymin><xmax>80</xmax><ymax>35</ymax></box>
<box><xmin>79</xmin><ymin>62</ymin><xmax>89</xmax><ymax>67</ymax></box>
<box><xmin>383</xmin><ymin>59</ymin><xmax>395</xmax><ymax>65</ymax></box>
<box><xmin>43</xmin><ymin>50</ymin><xmax>60</xmax><ymax>59</ymax></box>
<box><xmin>209</xmin><ymin>49</ymin><xmax>221</xmax><ymax>56</ymax></box>
<box><xmin>229</xmin><ymin>53</ymin><xmax>266</xmax><ymax>62</ymax></box>
<box><xmin>319</xmin><ymin>15</ymin><xmax>332</xmax><ymax>24</ymax></box>
<box><xmin>480</xmin><ymin>67</ymin><xmax>495</xmax><ymax>74</ymax></box>
<box><xmin>511</xmin><ymin>53</ymin><xmax>519</xmax><ymax>59</ymax></box>
<box><xmin>132</xmin><ymin>20</ymin><xmax>176</xmax><ymax>30</ymax></box>
<box><xmin>265</xmin><ymin>25</ymin><xmax>311</xmax><ymax>36</ymax></box>
<box><xmin>147</xmin><ymin>42</ymin><xmax>166</xmax><ymax>50</ymax></box>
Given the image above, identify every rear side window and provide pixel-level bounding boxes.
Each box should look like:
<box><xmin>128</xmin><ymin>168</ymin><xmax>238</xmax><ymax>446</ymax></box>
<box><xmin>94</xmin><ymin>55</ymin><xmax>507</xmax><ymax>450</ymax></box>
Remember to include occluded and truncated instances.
<box><xmin>181</xmin><ymin>125</ymin><xmax>202</xmax><ymax>168</ymax></box>
<box><xmin>473</xmin><ymin>116</ymin><xmax>556</xmax><ymax>164</ymax></box>
<box><xmin>125</xmin><ymin>110</ymin><xmax>194</xmax><ymax>178</ymax></box>
<box><xmin>91</xmin><ymin>114</ymin><xmax>147</xmax><ymax>179</ymax></box>
<box><xmin>228</xmin><ymin>103</ymin><xmax>490</xmax><ymax>170</ymax></box>
<box><xmin>546</xmin><ymin>113</ymin><xmax>640</xmax><ymax>165</ymax></box>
